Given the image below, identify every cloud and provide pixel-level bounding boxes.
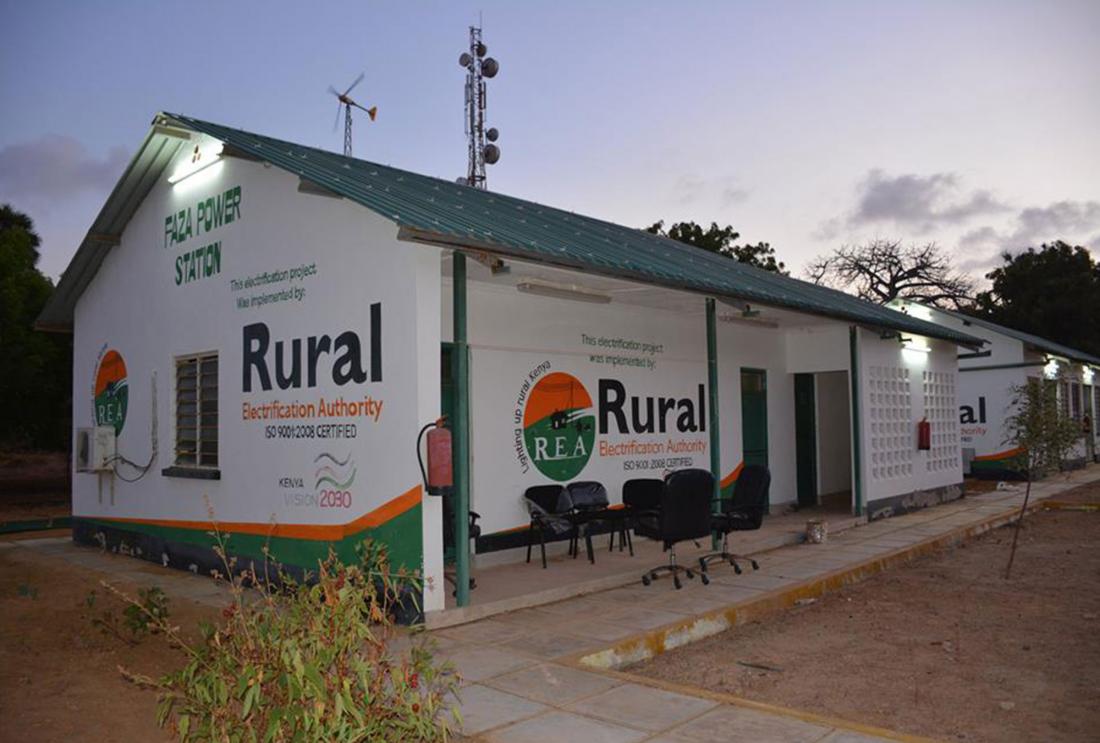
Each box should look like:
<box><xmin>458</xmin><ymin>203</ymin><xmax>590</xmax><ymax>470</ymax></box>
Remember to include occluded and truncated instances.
<box><xmin>674</xmin><ymin>174</ymin><xmax>706</xmax><ymax>205</ymax></box>
<box><xmin>848</xmin><ymin>170</ymin><xmax>1009</xmax><ymax>233</ymax></box>
<box><xmin>957</xmin><ymin>200</ymin><xmax>1100</xmax><ymax>273</ymax></box>
<box><xmin>671</xmin><ymin>174</ymin><xmax>749</xmax><ymax>208</ymax></box>
<box><xmin>720</xmin><ymin>185</ymin><xmax>749</xmax><ymax>207</ymax></box>
<box><xmin>0</xmin><ymin>135</ymin><xmax>128</xmax><ymax>203</ymax></box>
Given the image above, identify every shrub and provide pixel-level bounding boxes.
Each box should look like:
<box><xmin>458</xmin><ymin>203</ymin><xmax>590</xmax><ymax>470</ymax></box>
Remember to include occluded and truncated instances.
<box><xmin>89</xmin><ymin>585</ymin><xmax>170</xmax><ymax>644</ymax></box>
<box><xmin>117</xmin><ymin>533</ymin><xmax>460</xmax><ymax>742</ymax></box>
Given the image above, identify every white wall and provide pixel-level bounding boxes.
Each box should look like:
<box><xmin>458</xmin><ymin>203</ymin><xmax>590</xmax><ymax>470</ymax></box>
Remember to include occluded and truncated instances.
<box><xmin>815</xmin><ymin>371</ymin><xmax>852</xmax><ymax>496</ymax></box>
<box><xmin>73</xmin><ymin>145</ymin><xmax>443</xmax><ymax>602</ymax></box>
<box><xmin>440</xmin><ymin>278</ymin><xmax>807</xmax><ymax>560</ymax></box>
<box><xmin>785</xmin><ymin>325</ymin><xmax>850</xmax><ymax>373</ymax></box>
<box><xmin>857</xmin><ymin>330</ymin><xmax>964</xmax><ymax>503</ymax></box>
<box><xmin>957</xmin><ymin>365</ymin><xmax>1026</xmax><ymax>464</ymax></box>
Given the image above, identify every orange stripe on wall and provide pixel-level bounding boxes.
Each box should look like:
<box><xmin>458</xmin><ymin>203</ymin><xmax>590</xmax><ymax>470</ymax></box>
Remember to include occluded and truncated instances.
<box><xmin>972</xmin><ymin>447</ymin><xmax>1025</xmax><ymax>462</ymax></box>
<box><xmin>99</xmin><ymin>485</ymin><xmax>423</xmax><ymax>541</ymax></box>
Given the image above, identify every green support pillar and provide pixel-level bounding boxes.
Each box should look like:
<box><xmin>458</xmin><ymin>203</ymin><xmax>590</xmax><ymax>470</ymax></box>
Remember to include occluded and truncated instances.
<box><xmin>452</xmin><ymin>252</ymin><xmax>471</xmax><ymax>606</ymax></box>
<box><xmin>706</xmin><ymin>298</ymin><xmax>721</xmax><ymax>547</ymax></box>
<box><xmin>848</xmin><ymin>326</ymin><xmax>864</xmax><ymax>517</ymax></box>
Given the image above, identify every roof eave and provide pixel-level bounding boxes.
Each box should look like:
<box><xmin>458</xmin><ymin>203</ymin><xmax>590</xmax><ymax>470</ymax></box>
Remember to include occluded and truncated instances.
<box><xmin>397</xmin><ymin>226</ymin><xmax>984</xmax><ymax>349</ymax></box>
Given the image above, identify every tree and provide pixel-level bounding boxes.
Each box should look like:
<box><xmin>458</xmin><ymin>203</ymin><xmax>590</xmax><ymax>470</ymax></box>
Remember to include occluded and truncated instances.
<box><xmin>0</xmin><ymin>205</ymin><xmax>71</xmax><ymax>449</ymax></box>
<box><xmin>972</xmin><ymin>241</ymin><xmax>1100</xmax><ymax>357</ymax></box>
<box><xmin>804</xmin><ymin>239</ymin><xmax>974</xmax><ymax>307</ymax></box>
<box><xmin>645</xmin><ymin>220</ymin><xmax>788</xmax><ymax>274</ymax></box>
<box><xmin>1002</xmin><ymin>377</ymin><xmax>1082</xmax><ymax>578</ymax></box>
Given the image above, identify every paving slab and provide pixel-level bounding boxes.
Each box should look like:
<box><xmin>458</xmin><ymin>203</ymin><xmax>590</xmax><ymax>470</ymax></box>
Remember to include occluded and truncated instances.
<box><xmin>436</xmin><ymin>617</ymin><xmax>530</xmax><ymax>645</ymax></box>
<box><xmin>482</xmin><ymin>662</ymin><xmax>621</xmax><ymax>706</ymax></box>
<box><xmin>452</xmin><ymin>683</ymin><xmax>549</xmax><ymax>736</ymax></box>
<box><xmin>438</xmin><ymin>644</ymin><xmax>535</xmax><ymax>683</ymax></box>
<box><xmin>667</xmin><ymin>705</ymin><xmax>835</xmax><ymax>742</ymax></box>
<box><xmin>499</xmin><ymin>630</ymin><xmax>601</xmax><ymax>660</ymax></box>
<box><xmin>565</xmin><ymin>682</ymin><xmax>718</xmax><ymax>732</ymax></box>
<box><xmin>483</xmin><ymin>709</ymin><xmax>650</xmax><ymax>743</ymax></box>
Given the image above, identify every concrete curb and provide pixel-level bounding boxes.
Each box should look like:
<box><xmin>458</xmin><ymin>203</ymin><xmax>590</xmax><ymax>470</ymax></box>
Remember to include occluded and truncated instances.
<box><xmin>574</xmin><ymin>498</ymin><xmax>1039</xmax><ymax>671</ymax></box>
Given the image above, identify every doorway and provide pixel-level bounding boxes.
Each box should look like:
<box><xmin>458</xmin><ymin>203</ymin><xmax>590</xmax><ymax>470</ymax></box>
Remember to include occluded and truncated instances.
<box><xmin>815</xmin><ymin>371</ymin><xmax>853</xmax><ymax>513</ymax></box>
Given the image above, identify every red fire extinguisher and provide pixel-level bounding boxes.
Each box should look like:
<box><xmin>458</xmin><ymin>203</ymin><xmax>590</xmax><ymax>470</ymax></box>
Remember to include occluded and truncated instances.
<box><xmin>917</xmin><ymin>417</ymin><xmax>931</xmax><ymax>451</ymax></box>
<box><xmin>417</xmin><ymin>418</ymin><xmax>453</xmax><ymax>496</ymax></box>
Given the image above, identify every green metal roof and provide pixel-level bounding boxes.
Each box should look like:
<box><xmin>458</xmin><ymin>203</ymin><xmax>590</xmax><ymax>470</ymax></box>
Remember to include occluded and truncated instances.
<box><xmin>934</xmin><ymin>306</ymin><xmax>1100</xmax><ymax>366</ymax></box>
<box><xmin>39</xmin><ymin>112</ymin><xmax>984</xmax><ymax>348</ymax></box>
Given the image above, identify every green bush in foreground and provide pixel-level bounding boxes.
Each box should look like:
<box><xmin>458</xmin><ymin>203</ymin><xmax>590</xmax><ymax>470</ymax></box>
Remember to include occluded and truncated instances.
<box><xmin>116</xmin><ymin>536</ymin><xmax>460</xmax><ymax>742</ymax></box>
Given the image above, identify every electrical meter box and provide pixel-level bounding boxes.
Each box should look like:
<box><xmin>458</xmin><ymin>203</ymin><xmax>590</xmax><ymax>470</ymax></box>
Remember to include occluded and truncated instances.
<box><xmin>76</xmin><ymin>426</ymin><xmax>117</xmax><ymax>472</ymax></box>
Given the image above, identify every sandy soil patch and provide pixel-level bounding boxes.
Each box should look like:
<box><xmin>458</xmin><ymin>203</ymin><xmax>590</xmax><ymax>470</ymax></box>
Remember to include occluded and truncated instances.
<box><xmin>632</xmin><ymin>486</ymin><xmax>1100</xmax><ymax>742</ymax></box>
<box><xmin>0</xmin><ymin>545</ymin><xmax>217</xmax><ymax>742</ymax></box>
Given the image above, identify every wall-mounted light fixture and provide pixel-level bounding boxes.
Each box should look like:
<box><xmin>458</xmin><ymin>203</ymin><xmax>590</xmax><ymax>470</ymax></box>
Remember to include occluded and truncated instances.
<box><xmin>1084</xmin><ymin>366</ymin><xmax>1095</xmax><ymax>384</ymax></box>
<box><xmin>168</xmin><ymin>141</ymin><xmax>224</xmax><ymax>185</ymax></box>
<box><xmin>899</xmin><ymin>336</ymin><xmax>931</xmax><ymax>354</ymax></box>
<box><xmin>1043</xmin><ymin>356</ymin><xmax>1061</xmax><ymax>380</ymax></box>
<box><xmin>516</xmin><ymin>280</ymin><xmax>611</xmax><ymax>304</ymax></box>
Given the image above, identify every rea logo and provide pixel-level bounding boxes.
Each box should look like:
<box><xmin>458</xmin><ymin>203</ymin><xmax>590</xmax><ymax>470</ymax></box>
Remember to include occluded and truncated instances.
<box><xmin>523</xmin><ymin>372</ymin><xmax>595</xmax><ymax>481</ymax></box>
<box><xmin>94</xmin><ymin>349</ymin><xmax>128</xmax><ymax>434</ymax></box>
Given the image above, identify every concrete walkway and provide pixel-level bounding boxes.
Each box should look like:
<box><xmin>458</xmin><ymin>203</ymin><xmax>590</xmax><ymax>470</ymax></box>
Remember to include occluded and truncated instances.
<box><xmin>4</xmin><ymin>466</ymin><xmax>1097</xmax><ymax>742</ymax></box>
<box><xmin>431</xmin><ymin>466</ymin><xmax>1100</xmax><ymax>742</ymax></box>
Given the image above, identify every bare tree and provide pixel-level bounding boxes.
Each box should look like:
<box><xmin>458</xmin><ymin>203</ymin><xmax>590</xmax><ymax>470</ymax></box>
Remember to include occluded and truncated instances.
<box><xmin>805</xmin><ymin>239</ymin><xmax>974</xmax><ymax>308</ymax></box>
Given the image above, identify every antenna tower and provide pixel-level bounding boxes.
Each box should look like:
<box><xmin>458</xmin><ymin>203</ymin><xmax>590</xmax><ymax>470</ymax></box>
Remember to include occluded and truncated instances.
<box><xmin>457</xmin><ymin>26</ymin><xmax>501</xmax><ymax>188</ymax></box>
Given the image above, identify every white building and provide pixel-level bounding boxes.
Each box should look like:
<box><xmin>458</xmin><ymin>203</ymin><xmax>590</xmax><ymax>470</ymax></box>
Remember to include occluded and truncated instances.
<box><xmin>39</xmin><ymin>114</ymin><xmax>984</xmax><ymax>618</ymax></box>
<box><xmin>892</xmin><ymin>302</ymin><xmax>1100</xmax><ymax>477</ymax></box>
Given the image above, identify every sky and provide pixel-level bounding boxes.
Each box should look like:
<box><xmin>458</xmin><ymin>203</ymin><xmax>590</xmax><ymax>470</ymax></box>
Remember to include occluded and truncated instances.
<box><xmin>2</xmin><ymin>0</ymin><xmax>1098</xmax><ymax>283</ymax></box>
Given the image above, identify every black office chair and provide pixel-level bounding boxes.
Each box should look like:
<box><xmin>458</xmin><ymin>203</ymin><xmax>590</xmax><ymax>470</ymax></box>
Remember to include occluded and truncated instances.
<box><xmin>634</xmin><ymin>469</ymin><xmax>715</xmax><ymax>589</ymax></box>
<box><xmin>699</xmin><ymin>464</ymin><xmax>769</xmax><ymax>575</ymax></box>
<box><xmin>616</xmin><ymin>478</ymin><xmax>666</xmax><ymax>555</ymax></box>
<box><xmin>524</xmin><ymin>484</ymin><xmax>575</xmax><ymax>569</ymax></box>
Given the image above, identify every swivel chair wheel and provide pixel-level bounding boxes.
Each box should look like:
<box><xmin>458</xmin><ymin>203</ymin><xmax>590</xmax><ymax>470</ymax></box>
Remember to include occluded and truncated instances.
<box><xmin>750</xmin><ymin>560</ymin><xmax>760</xmax><ymax>571</ymax></box>
<box><xmin>642</xmin><ymin>574</ymin><xmax>652</xmax><ymax>586</ymax></box>
<box><xmin>733</xmin><ymin>563</ymin><xmax>742</xmax><ymax>575</ymax></box>
<box><xmin>686</xmin><ymin>569</ymin><xmax>695</xmax><ymax>580</ymax></box>
<box><xmin>673</xmin><ymin>576</ymin><xmax>682</xmax><ymax>590</ymax></box>
<box><xmin>698</xmin><ymin>557</ymin><xmax>708</xmax><ymax>571</ymax></box>
<box><xmin>701</xmin><ymin>573</ymin><xmax>710</xmax><ymax>585</ymax></box>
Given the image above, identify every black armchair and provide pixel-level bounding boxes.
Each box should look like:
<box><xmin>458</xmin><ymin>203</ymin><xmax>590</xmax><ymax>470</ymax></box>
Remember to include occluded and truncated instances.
<box><xmin>524</xmin><ymin>484</ymin><xmax>575</xmax><ymax>569</ymax></box>
<box><xmin>698</xmin><ymin>464</ymin><xmax>769</xmax><ymax>574</ymax></box>
<box><xmin>635</xmin><ymin>469</ymin><xmax>714</xmax><ymax>589</ymax></box>
<box><xmin>567</xmin><ymin>480</ymin><xmax>632</xmax><ymax>560</ymax></box>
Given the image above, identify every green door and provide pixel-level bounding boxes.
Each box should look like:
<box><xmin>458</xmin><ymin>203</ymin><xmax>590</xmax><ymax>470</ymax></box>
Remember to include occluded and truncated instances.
<box><xmin>794</xmin><ymin>373</ymin><xmax>817</xmax><ymax>507</ymax></box>
<box><xmin>741</xmin><ymin>369</ymin><xmax>769</xmax><ymax>472</ymax></box>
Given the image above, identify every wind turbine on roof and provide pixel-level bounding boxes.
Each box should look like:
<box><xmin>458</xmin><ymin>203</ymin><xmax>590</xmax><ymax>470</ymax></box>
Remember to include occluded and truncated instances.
<box><xmin>328</xmin><ymin>72</ymin><xmax>377</xmax><ymax>158</ymax></box>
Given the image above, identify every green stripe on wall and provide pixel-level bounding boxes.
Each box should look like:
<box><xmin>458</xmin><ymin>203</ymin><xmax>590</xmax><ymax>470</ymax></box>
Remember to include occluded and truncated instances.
<box><xmin>85</xmin><ymin>504</ymin><xmax>423</xmax><ymax>574</ymax></box>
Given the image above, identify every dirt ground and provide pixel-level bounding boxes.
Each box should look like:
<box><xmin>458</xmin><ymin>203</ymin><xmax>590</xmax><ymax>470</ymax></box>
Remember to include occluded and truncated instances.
<box><xmin>0</xmin><ymin>451</ymin><xmax>70</xmax><ymax>522</ymax></box>
<box><xmin>634</xmin><ymin>482</ymin><xmax>1100</xmax><ymax>743</ymax></box>
<box><xmin>0</xmin><ymin>546</ymin><xmax>216</xmax><ymax>742</ymax></box>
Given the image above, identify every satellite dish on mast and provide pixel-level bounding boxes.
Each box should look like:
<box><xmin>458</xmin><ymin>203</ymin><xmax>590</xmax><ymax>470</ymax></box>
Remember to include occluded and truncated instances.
<box><xmin>458</xmin><ymin>25</ymin><xmax>502</xmax><ymax>188</ymax></box>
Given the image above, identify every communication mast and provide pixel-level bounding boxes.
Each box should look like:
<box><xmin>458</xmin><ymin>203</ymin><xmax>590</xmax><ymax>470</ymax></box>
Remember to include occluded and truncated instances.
<box><xmin>457</xmin><ymin>26</ymin><xmax>500</xmax><ymax>189</ymax></box>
